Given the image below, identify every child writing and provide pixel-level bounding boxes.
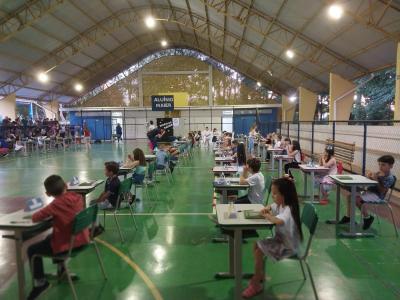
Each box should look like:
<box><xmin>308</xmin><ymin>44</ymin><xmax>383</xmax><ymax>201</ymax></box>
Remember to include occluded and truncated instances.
<box><xmin>316</xmin><ymin>146</ymin><xmax>337</xmax><ymax>205</ymax></box>
<box><xmin>237</xmin><ymin>158</ymin><xmax>265</xmax><ymax>204</ymax></box>
<box><xmin>97</xmin><ymin>161</ymin><xmax>121</xmax><ymax>209</ymax></box>
<box><xmin>242</xmin><ymin>177</ymin><xmax>303</xmax><ymax>298</ymax></box>
<box><xmin>124</xmin><ymin>148</ymin><xmax>147</xmax><ymax>202</ymax></box>
<box><xmin>338</xmin><ymin>155</ymin><xmax>395</xmax><ymax>230</ymax></box>
<box><xmin>27</xmin><ymin>175</ymin><xmax>89</xmax><ymax>299</ymax></box>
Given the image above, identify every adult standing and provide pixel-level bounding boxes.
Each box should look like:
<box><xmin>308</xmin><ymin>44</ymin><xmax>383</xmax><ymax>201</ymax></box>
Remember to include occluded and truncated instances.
<box><xmin>203</xmin><ymin>126</ymin><xmax>212</xmax><ymax>149</ymax></box>
<box><xmin>83</xmin><ymin>124</ymin><xmax>91</xmax><ymax>151</ymax></box>
<box><xmin>248</xmin><ymin>124</ymin><xmax>257</xmax><ymax>156</ymax></box>
<box><xmin>116</xmin><ymin>123</ymin><xmax>123</xmax><ymax>143</ymax></box>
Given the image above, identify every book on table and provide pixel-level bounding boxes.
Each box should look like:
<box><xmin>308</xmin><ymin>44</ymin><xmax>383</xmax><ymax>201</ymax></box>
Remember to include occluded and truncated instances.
<box><xmin>244</xmin><ymin>210</ymin><xmax>264</xmax><ymax>219</ymax></box>
<box><xmin>336</xmin><ymin>175</ymin><xmax>353</xmax><ymax>180</ymax></box>
<box><xmin>79</xmin><ymin>181</ymin><xmax>96</xmax><ymax>186</ymax></box>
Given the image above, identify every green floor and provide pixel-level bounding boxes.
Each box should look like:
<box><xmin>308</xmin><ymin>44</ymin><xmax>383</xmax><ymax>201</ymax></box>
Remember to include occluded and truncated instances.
<box><xmin>1</xmin><ymin>142</ymin><xmax>400</xmax><ymax>300</ymax></box>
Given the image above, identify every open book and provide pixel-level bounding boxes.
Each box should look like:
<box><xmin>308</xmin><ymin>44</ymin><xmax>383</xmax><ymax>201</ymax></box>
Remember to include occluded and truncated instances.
<box><xmin>244</xmin><ymin>210</ymin><xmax>264</xmax><ymax>219</ymax></box>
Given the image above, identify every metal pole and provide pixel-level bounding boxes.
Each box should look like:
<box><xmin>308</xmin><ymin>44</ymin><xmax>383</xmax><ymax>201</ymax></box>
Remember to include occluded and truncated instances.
<box><xmin>123</xmin><ymin>108</ymin><xmax>126</xmax><ymax>140</ymax></box>
<box><xmin>332</xmin><ymin>121</ymin><xmax>336</xmax><ymax>142</ymax></box>
<box><xmin>102</xmin><ymin>109</ymin><xmax>105</xmax><ymax>142</ymax></box>
<box><xmin>189</xmin><ymin>106</ymin><xmax>191</xmax><ymax>131</ymax></box>
<box><xmin>297</xmin><ymin>121</ymin><xmax>300</xmax><ymax>141</ymax></box>
<box><xmin>311</xmin><ymin>121</ymin><xmax>315</xmax><ymax>154</ymax></box>
<box><xmin>287</xmin><ymin>122</ymin><xmax>290</xmax><ymax>138</ymax></box>
<box><xmin>362</xmin><ymin>122</ymin><xmax>367</xmax><ymax>176</ymax></box>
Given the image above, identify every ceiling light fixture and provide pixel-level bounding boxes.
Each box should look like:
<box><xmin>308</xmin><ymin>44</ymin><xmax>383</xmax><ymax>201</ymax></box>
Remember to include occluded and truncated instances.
<box><xmin>289</xmin><ymin>95</ymin><xmax>297</xmax><ymax>102</ymax></box>
<box><xmin>145</xmin><ymin>16</ymin><xmax>156</xmax><ymax>28</ymax></box>
<box><xmin>37</xmin><ymin>72</ymin><xmax>49</xmax><ymax>83</ymax></box>
<box><xmin>286</xmin><ymin>49</ymin><xmax>295</xmax><ymax>59</ymax></box>
<box><xmin>161</xmin><ymin>40</ymin><xmax>168</xmax><ymax>47</ymax></box>
<box><xmin>74</xmin><ymin>83</ymin><xmax>83</xmax><ymax>92</ymax></box>
<box><xmin>257</xmin><ymin>81</ymin><xmax>262</xmax><ymax>87</ymax></box>
<box><xmin>328</xmin><ymin>4</ymin><xmax>343</xmax><ymax>20</ymax></box>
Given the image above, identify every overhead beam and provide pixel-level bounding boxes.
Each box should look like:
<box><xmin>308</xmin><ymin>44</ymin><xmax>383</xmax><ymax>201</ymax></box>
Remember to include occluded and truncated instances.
<box><xmin>1</xmin><ymin>5</ymin><xmax>325</xmax><ymax>99</ymax></box>
<box><xmin>0</xmin><ymin>0</ymin><xmax>64</xmax><ymax>42</ymax></box>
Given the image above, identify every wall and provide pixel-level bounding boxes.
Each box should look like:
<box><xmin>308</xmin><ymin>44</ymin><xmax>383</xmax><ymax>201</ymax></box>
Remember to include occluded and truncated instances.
<box><xmin>74</xmin><ymin>55</ymin><xmax>278</xmax><ymax>108</ymax></box>
<box><xmin>0</xmin><ymin>93</ymin><xmax>16</xmax><ymax>120</ymax></box>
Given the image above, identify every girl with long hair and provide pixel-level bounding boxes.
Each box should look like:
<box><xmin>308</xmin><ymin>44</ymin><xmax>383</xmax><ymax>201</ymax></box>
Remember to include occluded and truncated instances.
<box><xmin>284</xmin><ymin>140</ymin><xmax>302</xmax><ymax>178</ymax></box>
<box><xmin>242</xmin><ymin>177</ymin><xmax>303</xmax><ymax>298</ymax></box>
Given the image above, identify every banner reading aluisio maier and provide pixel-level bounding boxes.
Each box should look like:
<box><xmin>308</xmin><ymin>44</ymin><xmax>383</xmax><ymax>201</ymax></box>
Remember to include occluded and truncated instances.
<box><xmin>151</xmin><ymin>95</ymin><xmax>174</xmax><ymax>111</ymax></box>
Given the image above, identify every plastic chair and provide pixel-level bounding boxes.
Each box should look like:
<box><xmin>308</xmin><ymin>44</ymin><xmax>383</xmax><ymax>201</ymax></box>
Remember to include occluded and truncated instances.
<box><xmin>361</xmin><ymin>176</ymin><xmax>398</xmax><ymax>237</ymax></box>
<box><xmin>264</xmin><ymin>175</ymin><xmax>274</xmax><ymax>205</ymax></box>
<box><xmin>132</xmin><ymin>167</ymin><xmax>152</xmax><ymax>202</ymax></box>
<box><xmin>102</xmin><ymin>178</ymin><xmax>138</xmax><ymax>243</ymax></box>
<box><xmin>265</xmin><ymin>203</ymin><xmax>319</xmax><ymax>299</ymax></box>
<box><xmin>31</xmin><ymin>205</ymin><xmax>107</xmax><ymax>300</ymax></box>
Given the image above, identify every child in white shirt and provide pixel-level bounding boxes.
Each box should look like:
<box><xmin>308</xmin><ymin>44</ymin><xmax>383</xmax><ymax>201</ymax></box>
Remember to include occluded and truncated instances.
<box><xmin>242</xmin><ymin>177</ymin><xmax>303</xmax><ymax>298</ymax></box>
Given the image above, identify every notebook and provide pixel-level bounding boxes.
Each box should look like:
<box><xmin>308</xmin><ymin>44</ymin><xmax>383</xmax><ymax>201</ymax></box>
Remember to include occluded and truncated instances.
<box><xmin>244</xmin><ymin>210</ymin><xmax>264</xmax><ymax>219</ymax></box>
<box><xmin>79</xmin><ymin>181</ymin><xmax>95</xmax><ymax>186</ymax></box>
<box><xmin>336</xmin><ymin>175</ymin><xmax>353</xmax><ymax>180</ymax></box>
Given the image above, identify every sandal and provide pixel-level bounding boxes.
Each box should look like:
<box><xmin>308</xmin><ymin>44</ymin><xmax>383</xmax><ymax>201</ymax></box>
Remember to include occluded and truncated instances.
<box><xmin>242</xmin><ymin>281</ymin><xmax>263</xmax><ymax>298</ymax></box>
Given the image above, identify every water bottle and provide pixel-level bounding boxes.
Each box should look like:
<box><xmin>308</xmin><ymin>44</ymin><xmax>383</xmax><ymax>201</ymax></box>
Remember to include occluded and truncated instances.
<box><xmin>228</xmin><ymin>200</ymin><xmax>236</xmax><ymax>218</ymax></box>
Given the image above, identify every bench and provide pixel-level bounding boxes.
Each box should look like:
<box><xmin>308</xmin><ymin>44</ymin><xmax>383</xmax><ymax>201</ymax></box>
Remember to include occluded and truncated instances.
<box><xmin>325</xmin><ymin>139</ymin><xmax>355</xmax><ymax>172</ymax></box>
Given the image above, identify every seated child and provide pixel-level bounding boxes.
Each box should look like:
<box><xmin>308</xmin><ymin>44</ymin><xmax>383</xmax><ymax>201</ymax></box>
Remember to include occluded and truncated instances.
<box><xmin>242</xmin><ymin>177</ymin><xmax>303</xmax><ymax>298</ymax></box>
<box><xmin>97</xmin><ymin>161</ymin><xmax>121</xmax><ymax>209</ymax></box>
<box><xmin>0</xmin><ymin>137</ymin><xmax>9</xmax><ymax>157</ymax></box>
<box><xmin>338</xmin><ymin>155</ymin><xmax>395</xmax><ymax>230</ymax></box>
<box><xmin>284</xmin><ymin>140</ymin><xmax>302</xmax><ymax>178</ymax></box>
<box><xmin>316</xmin><ymin>146</ymin><xmax>337</xmax><ymax>205</ymax></box>
<box><xmin>237</xmin><ymin>158</ymin><xmax>265</xmax><ymax>204</ymax></box>
<box><xmin>124</xmin><ymin>148</ymin><xmax>147</xmax><ymax>202</ymax></box>
<box><xmin>27</xmin><ymin>175</ymin><xmax>89</xmax><ymax>300</ymax></box>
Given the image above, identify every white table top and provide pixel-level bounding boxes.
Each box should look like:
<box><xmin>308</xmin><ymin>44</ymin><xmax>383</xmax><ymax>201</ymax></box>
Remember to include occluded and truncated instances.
<box><xmin>145</xmin><ymin>154</ymin><xmax>156</xmax><ymax>159</ymax></box>
<box><xmin>329</xmin><ymin>174</ymin><xmax>378</xmax><ymax>186</ymax></box>
<box><xmin>213</xmin><ymin>166</ymin><xmax>238</xmax><ymax>173</ymax></box>
<box><xmin>215</xmin><ymin>156</ymin><xmax>235</xmax><ymax>161</ymax></box>
<box><xmin>267</xmin><ymin>148</ymin><xmax>284</xmax><ymax>152</ymax></box>
<box><xmin>214</xmin><ymin>177</ymin><xmax>249</xmax><ymax>188</ymax></box>
<box><xmin>299</xmin><ymin>164</ymin><xmax>330</xmax><ymax>173</ymax></box>
<box><xmin>216</xmin><ymin>204</ymin><xmax>273</xmax><ymax>226</ymax></box>
<box><xmin>67</xmin><ymin>179</ymin><xmax>104</xmax><ymax>191</ymax></box>
<box><xmin>0</xmin><ymin>209</ymin><xmax>50</xmax><ymax>229</ymax></box>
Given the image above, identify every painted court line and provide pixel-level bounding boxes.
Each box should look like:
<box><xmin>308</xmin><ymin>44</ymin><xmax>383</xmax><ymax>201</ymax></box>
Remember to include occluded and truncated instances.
<box><xmin>96</xmin><ymin>238</ymin><xmax>164</xmax><ymax>300</ymax></box>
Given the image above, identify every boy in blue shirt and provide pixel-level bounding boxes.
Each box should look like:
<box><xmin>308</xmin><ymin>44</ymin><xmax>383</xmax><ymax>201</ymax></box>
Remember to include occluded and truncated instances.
<box><xmin>339</xmin><ymin>155</ymin><xmax>395</xmax><ymax>230</ymax></box>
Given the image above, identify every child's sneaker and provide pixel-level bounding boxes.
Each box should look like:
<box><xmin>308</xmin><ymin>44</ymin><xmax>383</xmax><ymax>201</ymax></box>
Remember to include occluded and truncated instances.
<box><xmin>27</xmin><ymin>281</ymin><xmax>51</xmax><ymax>300</ymax></box>
<box><xmin>363</xmin><ymin>216</ymin><xmax>374</xmax><ymax>230</ymax></box>
<box><xmin>338</xmin><ymin>216</ymin><xmax>350</xmax><ymax>224</ymax></box>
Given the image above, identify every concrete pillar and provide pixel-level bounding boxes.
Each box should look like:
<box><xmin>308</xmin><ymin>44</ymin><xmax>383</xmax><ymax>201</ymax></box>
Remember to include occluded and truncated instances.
<box><xmin>282</xmin><ymin>95</ymin><xmax>296</xmax><ymax>122</ymax></box>
<box><xmin>329</xmin><ymin>73</ymin><xmax>356</xmax><ymax>121</ymax></box>
<box><xmin>298</xmin><ymin>86</ymin><xmax>317</xmax><ymax>121</ymax></box>
<box><xmin>395</xmin><ymin>42</ymin><xmax>400</xmax><ymax>120</ymax></box>
<box><xmin>0</xmin><ymin>93</ymin><xmax>16</xmax><ymax>120</ymax></box>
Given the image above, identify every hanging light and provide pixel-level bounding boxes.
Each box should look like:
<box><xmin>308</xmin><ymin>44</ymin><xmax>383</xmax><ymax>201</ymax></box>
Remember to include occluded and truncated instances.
<box><xmin>257</xmin><ymin>81</ymin><xmax>262</xmax><ymax>87</ymax></box>
<box><xmin>145</xmin><ymin>16</ymin><xmax>156</xmax><ymax>28</ymax></box>
<box><xmin>161</xmin><ymin>40</ymin><xmax>168</xmax><ymax>47</ymax></box>
<box><xmin>328</xmin><ymin>4</ymin><xmax>343</xmax><ymax>20</ymax></box>
<box><xmin>37</xmin><ymin>72</ymin><xmax>49</xmax><ymax>83</ymax></box>
<box><xmin>286</xmin><ymin>49</ymin><xmax>295</xmax><ymax>59</ymax></box>
<box><xmin>289</xmin><ymin>95</ymin><xmax>297</xmax><ymax>102</ymax></box>
<box><xmin>74</xmin><ymin>83</ymin><xmax>83</xmax><ymax>92</ymax></box>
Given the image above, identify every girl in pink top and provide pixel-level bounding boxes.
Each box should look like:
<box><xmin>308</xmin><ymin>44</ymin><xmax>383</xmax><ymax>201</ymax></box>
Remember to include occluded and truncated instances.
<box><xmin>317</xmin><ymin>146</ymin><xmax>337</xmax><ymax>204</ymax></box>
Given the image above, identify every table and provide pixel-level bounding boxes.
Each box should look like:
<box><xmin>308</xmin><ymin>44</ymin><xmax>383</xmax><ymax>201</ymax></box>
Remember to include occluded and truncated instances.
<box><xmin>299</xmin><ymin>164</ymin><xmax>330</xmax><ymax>204</ymax></box>
<box><xmin>328</xmin><ymin>174</ymin><xmax>378</xmax><ymax>238</ymax></box>
<box><xmin>274</xmin><ymin>154</ymin><xmax>293</xmax><ymax>177</ymax></box>
<box><xmin>212</xmin><ymin>166</ymin><xmax>238</xmax><ymax>176</ymax></box>
<box><xmin>145</xmin><ymin>154</ymin><xmax>156</xmax><ymax>162</ymax></box>
<box><xmin>266</xmin><ymin>148</ymin><xmax>283</xmax><ymax>171</ymax></box>
<box><xmin>214</xmin><ymin>150</ymin><xmax>233</xmax><ymax>157</ymax></box>
<box><xmin>118</xmin><ymin>166</ymin><xmax>134</xmax><ymax>179</ymax></box>
<box><xmin>215</xmin><ymin>204</ymin><xmax>273</xmax><ymax>300</ymax></box>
<box><xmin>214</xmin><ymin>156</ymin><xmax>235</xmax><ymax>165</ymax></box>
<box><xmin>213</xmin><ymin>177</ymin><xmax>249</xmax><ymax>203</ymax></box>
<box><xmin>0</xmin><ymin>209</ymin><xmax>52</xmax><ymax>300</ymax></box>
<box><xmin>67</xmin><ymin>180</ymin><xmax>104</xmax><ymax>207</ymax></box>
